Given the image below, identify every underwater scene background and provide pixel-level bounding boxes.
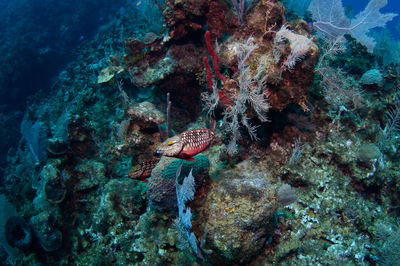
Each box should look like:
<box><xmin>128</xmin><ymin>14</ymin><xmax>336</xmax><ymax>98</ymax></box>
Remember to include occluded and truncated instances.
<box><xmin>1</xmin><ymin>0</ymin><xmax>400</xmax><ymax>264</ymax></box>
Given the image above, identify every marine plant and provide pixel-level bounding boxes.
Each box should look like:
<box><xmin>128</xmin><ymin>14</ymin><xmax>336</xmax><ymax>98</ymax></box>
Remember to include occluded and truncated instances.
<box><xmin>230</xmin><ymin>0</ymin><xmax>258</xmax><ymax>25</ymax></box>
<box><xmin>174</xmin><ymin>165</ymin><xmax>203</xmax><ymax>258</ymax></box>
<box><xmin>314</xmin><ymin>35</ymin><xmax>363</xmax><ymax>123</ymax></box>
<box><xmin>373</xmin><ymin>221</ymin><xmax>400</xmax><ymax>265</ymax></box>
<box><xmin>131</xmin><ymin>0</ymin><xmax>166</xmax><ymax>35</ymax></box>
<box><xmin>203</xmin><ymin>33</ymin><xmax>271</xmax><ymax>155</ymax></box>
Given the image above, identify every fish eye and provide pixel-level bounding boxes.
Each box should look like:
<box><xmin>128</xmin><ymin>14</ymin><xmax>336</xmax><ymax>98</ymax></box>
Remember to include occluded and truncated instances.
<box><xmin>155</xmin><ymin>150</ymin><xmax>164</xmax><ymax>156</ymax></box>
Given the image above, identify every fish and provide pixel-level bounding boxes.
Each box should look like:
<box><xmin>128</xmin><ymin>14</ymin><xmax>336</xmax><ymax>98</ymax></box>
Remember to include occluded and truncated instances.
<box><xmin>136</xmin><ymin>1</ymin><xmax>142</xmax><ymax>6</ymax></box>
<box><xmin>127</xmin><ymin>158</ymin><xmax>160</xmax><ymax>183</ymax></box>
<box><xmin>155</xmin><ymin>121</ymin><xmax>216</xmax><ymax>161</ymax></box>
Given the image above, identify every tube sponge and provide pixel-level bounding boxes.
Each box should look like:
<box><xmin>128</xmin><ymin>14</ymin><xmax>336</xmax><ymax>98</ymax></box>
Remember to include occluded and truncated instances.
<box><xmin>5</xmin><ymin>216</ymin><xmax>32</xmax><ymax>251</ymax></box>
<box><xmin>162</xmin><ymin>155</ymin><xmax>210</xmax><ymax>182</ymax></box>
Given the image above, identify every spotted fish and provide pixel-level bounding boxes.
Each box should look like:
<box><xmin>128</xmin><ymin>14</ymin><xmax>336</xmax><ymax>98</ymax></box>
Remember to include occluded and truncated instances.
<box><xmin>127</xmin><ymin>158</ymin><xmax>160</xmax><ymax>183</ymax></box>
<box><xmin>155</xmin><ymin>121</ymin><xmax>216</xmax><ymax>161</ymax></box>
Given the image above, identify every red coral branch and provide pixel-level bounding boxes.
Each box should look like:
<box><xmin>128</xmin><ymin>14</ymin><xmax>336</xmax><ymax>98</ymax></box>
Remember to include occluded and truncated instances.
<box><xmin>205</xmin><ymin>31</ymin><xmax>226</xmax><ymax>83</ymax></box>
<box><xmin>204</xmin><ymin>57</ymin><xmax>230</xmax><ymax>106</ymax></box>
<box><xmin>203</xmin><ymin>31</ymin><xmax>231</xmax><ymax>106</ymax></box>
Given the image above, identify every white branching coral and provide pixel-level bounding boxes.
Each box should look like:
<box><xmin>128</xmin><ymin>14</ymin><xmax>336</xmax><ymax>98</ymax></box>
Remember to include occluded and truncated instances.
<box><xmin>274</xmin><ymin>24</ymin><xmax>313</xmax><ymax>70</ymax></box>
<box><xmin>223</xmin><ymin>37</ymin><xmax>270</xmax><ymax>155</ymax></box>
<box><xmin>202</xmin><ymin>84</ymin><xmax>220</xmax><ymax>117</ymax></box>
<box><xmin>202</xmin><ymin>36</ymin><xmax>271</xmax><ymax>156</ymax></box>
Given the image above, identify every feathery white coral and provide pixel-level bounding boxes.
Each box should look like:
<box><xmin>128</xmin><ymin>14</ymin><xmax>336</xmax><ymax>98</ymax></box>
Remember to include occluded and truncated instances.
<box><xmin>223</xmin><ymin>37</ymin><xmax>270</xmax><ymax>155</ymax></box>
<box><xmin>274</xmin><ymin>24</ymin><xmax>313</xmax><ymax>70</ymax></box>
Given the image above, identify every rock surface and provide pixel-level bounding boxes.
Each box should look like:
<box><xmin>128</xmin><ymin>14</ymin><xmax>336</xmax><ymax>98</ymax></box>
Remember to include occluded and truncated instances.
<box><xmin>198</xmin><ymin>177</ymin><xmax>277</xmax><ymax>263</ymax></box>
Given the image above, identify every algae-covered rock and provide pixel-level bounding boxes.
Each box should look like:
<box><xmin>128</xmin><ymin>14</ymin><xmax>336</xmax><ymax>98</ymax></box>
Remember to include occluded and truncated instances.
<box><xmin>32</xmin><ymin>163</ymin><xmax>66</xmax><ymax>211</ymax></box>
<box><xmin>30</xmin><ymin>211</ymin><xmax>62</xmax><ymax>252</ymax></box>
<box><xmin>93</xmin><ymin>178</ymin><xmax>146</xmax><ymax>230</ymax></box>
<box><xmin>358</xmin><ymin>143</ymin><xmax>381</xmax><ymax>163</ymax></box>
<box><xmin>130</xmin><ymin>56</ymin><xmax>174</xmax><ymax>88</ymax></box>
<box><xmin>74</xmin><ymin>160</ymin><xmax>106</xmax><ymax>191</ymax></box>
<box><xmin>148</xmin><ymin>155</ymin><xmax>209</xmax><ymax>211</ymax></box>
<box><xmin>97</xmin><ymin>65</ymin><xmax>124</xmax><ymax>84</ymax></box>
<box><xmin>126</xmin><ymin>101</ymin><xmax>166</xmax><ymax>129</ymax></box>
<box><xmin>38</xmin><ymin>164</ymin><xmax>67</xmax><ymax>204</ymax></box>
<box><xmin>44</xmin><ymin>171</ymin><xmax>66</xmax><ymax>204</ymax></box>
<box><xmin>199</xmin><ymin>177</ymin><xmax>277</xmax><ymax>263</ymax></box>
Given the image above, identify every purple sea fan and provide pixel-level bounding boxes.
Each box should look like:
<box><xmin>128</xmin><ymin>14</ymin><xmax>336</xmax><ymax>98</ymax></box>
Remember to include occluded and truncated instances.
<box><xmin>230</xmin><ymin>0</ymin><xmax>258</xmax><ymax>25</ymax></box>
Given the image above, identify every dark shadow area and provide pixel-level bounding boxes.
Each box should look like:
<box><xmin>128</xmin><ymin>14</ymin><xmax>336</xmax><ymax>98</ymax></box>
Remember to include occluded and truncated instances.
<box><xmin>0</xmin><ymin>0</ymin><xmax>126</xmax><ymax>176</ymax></box>
<box><xmin>0</xmin><ymin>0</ymin><xmax>126</xmax><ymax>111</ymax></box>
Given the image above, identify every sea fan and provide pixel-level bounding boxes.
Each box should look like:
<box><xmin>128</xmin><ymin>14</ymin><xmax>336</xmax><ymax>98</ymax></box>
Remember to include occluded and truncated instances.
<box><xmin>172</xmin><ymin>218</ymin><xmax>190</xmax><ymax>250</ymax></box>
<box><xmin>176</xmin><ymin>169</ymin><xmax>195</xmax><ymax>211</ymax></box>
<box><xmin>20</xmin><ymin>119</ymin><xmax>47</xmax><ymax>164</ymax></box>
<box><xmin>175</xmin><ymin>164</ymin><xmax>203</xmax><ymax>258</ymax></box>
<box><xmin>308</xmin><ymin>0</ymin><xmax>397</xmax><ymax>52</ymax></box>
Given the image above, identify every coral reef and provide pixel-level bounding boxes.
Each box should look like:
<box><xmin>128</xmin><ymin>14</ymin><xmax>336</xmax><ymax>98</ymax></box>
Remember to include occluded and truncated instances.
<box><xmin>1</xmin><ymin>0</ymin><xmax>400</xmax><ymax>265</ymax></box>
<box><xmin>208</xmin><ymin>0</ymin><xmax>319</xmax><ymax>112</ymax></box>
<box><xmin>93</xmin><ymin>178</ymin><xmax>147</xmax><ymax>229</ymax></box>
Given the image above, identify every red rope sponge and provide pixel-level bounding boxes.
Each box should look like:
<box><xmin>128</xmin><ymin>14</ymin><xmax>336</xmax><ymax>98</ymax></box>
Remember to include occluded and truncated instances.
<box><xmin>205</xmin><ymin>31</ymin><xmax>226</xmax><ymax>83</ymax></box>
